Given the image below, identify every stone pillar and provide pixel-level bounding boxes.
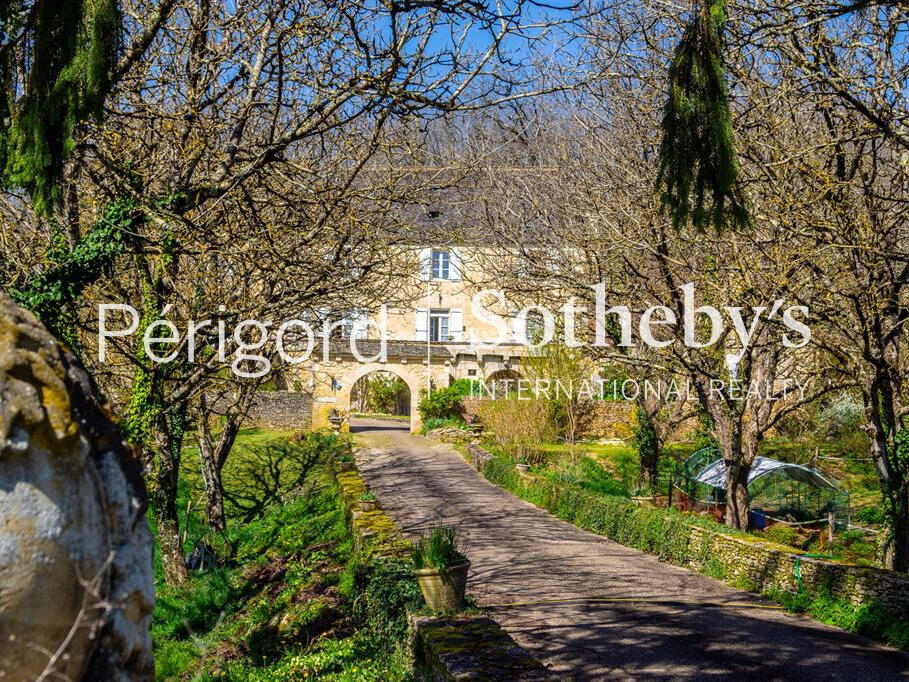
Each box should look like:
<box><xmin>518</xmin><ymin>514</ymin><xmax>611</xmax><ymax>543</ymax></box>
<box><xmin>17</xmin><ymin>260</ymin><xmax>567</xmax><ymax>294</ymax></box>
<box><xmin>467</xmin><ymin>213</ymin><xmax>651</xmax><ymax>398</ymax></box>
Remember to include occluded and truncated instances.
<box><xmin>0</xmin><ymin>293</ymin><xmax>155</xmax><ymax>680</ymax></box>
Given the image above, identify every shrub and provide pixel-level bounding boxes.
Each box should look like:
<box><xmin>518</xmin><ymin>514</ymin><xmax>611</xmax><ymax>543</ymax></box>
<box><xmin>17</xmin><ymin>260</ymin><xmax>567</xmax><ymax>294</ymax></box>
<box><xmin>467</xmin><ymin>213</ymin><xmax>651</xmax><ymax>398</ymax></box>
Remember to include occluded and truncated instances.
<box><xmin>816</xmin><ymin>393</ymin><xmax>865</xmax><ymax>437</ymax></box>
<box><xmin>411</xmin><ymin>525</ymin><xmax>467</xmax><ymax>570</ymax></box>
<box><xmin>449</xmin><ymin>378</ymin><xmax>480</xmax><ymax>396</ymax></box>
<box><xmin>853</xmin><ymin>506</ymin><xmax>885</xmax><ymax>525</ymax></box>
<box><xmin>473</xmin><ymin>398</ymin><xmax>556</xmax><ymax>464</ymax></box>
<box><xmin>417</xmin><ymin>386</ymin><xmax>464</xmax><ymax>421</ymax></box>
<box><xmin>481</xmin><ymin>452</ymin><xmax>712</xmax><ymax>564</ymax></box>
<box><xmin>420</xmin><ymin>416</ymin><xmax>468</xmax><ymax>434</ymax></box>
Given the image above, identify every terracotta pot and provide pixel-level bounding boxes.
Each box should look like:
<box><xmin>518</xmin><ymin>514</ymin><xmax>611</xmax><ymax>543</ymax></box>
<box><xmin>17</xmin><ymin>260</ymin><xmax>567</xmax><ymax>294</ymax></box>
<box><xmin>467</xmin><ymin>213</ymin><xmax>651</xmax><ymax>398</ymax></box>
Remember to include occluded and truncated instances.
<box><xmin>414</xmin><ymin>561</ymin><xmax>470</xmax><ymax>611</ymax></box>
<box><xmin>359</xmin><ymin>500</ymin><xmax>378</xmax><ymax>512</ymax></box>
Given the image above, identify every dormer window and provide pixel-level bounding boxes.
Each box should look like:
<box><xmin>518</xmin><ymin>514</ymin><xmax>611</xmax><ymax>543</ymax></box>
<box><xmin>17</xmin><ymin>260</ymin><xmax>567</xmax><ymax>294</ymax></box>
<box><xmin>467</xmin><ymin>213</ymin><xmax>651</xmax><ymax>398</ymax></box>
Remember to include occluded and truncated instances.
<box><xmin>431</xmin><ymin>249</ymin><xmax>450</xmax><ymax>279</ymax></box>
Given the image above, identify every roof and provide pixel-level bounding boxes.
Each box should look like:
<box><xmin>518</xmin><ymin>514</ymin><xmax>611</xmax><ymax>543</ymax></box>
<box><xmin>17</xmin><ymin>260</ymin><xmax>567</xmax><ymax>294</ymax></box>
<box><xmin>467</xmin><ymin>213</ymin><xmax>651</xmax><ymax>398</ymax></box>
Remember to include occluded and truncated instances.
<box><xmin>692</xmin><ymin>456</ymin><xmax>841</xmax><ymax>491</ymax></box>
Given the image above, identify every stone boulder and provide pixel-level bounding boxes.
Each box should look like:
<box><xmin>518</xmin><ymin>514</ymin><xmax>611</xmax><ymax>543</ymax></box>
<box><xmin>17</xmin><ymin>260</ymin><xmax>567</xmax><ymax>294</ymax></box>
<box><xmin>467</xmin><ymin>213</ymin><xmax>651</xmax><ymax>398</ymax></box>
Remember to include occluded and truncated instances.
<box><xmin>0</xmin><ymin>292</ymin><xmax>154</xmax><ymax>680</ymax></box>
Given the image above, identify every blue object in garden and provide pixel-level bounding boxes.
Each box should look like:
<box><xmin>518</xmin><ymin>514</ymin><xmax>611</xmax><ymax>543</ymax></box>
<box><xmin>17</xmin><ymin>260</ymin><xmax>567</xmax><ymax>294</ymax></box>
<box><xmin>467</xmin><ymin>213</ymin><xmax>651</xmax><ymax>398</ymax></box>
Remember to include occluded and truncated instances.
<box><xmin>748</xmin><ymin>508</ymin><xmax>766</xmax><ymax>530</ymax></box>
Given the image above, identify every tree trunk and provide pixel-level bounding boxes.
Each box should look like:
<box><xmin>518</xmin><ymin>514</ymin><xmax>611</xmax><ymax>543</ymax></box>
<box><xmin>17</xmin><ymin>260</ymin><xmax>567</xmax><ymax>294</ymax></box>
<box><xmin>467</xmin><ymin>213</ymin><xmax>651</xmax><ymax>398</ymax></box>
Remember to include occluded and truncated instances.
<box><xmin>883</xmin><ymin>481</ymin><xmax>909</xmax><ymax>572</ymax></box>
<box><xmin>725</xmin><ymin>460</ymin><xmax>750</xmax><ymax>530</ymax></box>
<box><xmin>149</xmin><ymin>478</ymin><xmax>187</xmax><ymax>585</ymax></box>
<box><xmin>196</xmin><ymin>390</ymin><xmax>252</xmax><ymax>533</ymax></box>
<box><xmin>198</xmin><ymin>440</ymin><xmax>227</xmax><ymax>533</ymax></box>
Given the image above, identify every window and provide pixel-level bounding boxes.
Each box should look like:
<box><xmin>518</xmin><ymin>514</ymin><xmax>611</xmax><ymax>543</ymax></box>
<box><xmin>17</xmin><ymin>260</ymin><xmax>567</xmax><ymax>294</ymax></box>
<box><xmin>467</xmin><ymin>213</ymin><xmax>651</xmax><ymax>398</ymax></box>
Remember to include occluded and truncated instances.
<box><xmin>431</xmin><ymin>249</ymin><xmax>450</xmax><ymax>279</ymax></box>
<box><xmin>429</xmin><ymin>309</ymin><xmax>450</xmax><ymax>342</ymax></box>
<box><xmin>467</xmin><ymin>369</ymin><xmax>477</xmax><ymax>377</ymax></box>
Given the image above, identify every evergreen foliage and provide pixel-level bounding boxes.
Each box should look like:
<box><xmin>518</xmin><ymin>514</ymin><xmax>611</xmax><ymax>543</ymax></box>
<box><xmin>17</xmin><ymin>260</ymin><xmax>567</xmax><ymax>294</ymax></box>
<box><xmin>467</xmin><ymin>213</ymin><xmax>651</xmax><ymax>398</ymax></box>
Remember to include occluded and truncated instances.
<box><xmin>0</xmin><ymin>0</ymin><xmax>121</xmax><ymax>214</ymax></box>
<box><xmin>656</xmin><ymin>0</ymin><xmax>748</xmax><ymax>231</ymax></box>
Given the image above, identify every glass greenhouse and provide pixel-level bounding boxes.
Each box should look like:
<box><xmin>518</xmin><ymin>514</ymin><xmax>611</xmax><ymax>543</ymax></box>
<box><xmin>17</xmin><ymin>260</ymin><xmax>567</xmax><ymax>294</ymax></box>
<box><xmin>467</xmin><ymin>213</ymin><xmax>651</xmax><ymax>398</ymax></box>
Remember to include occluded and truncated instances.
<box><xmin>675</xmin><ymin>447</ymin><xmax>850</xmax><ymax>528</ymax></box>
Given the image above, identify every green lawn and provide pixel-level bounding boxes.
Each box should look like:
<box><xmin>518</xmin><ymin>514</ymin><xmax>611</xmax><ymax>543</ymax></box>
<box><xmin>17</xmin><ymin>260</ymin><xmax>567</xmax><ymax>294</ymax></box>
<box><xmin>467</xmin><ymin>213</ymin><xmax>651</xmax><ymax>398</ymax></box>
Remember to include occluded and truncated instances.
<box><xmin>152</xmin><ymin>429</ymin><xmax>421</xmax><ymax>681</ymax></box>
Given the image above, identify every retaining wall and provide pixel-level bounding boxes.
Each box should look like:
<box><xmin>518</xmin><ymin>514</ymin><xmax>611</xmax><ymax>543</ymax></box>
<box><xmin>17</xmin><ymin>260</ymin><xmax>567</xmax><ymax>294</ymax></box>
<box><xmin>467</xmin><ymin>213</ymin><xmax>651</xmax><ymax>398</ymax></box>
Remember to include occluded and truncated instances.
<box><xmin>470</xmin><ymin>443</ymin><xmax>909</xmax><ymax>616</ymax></box>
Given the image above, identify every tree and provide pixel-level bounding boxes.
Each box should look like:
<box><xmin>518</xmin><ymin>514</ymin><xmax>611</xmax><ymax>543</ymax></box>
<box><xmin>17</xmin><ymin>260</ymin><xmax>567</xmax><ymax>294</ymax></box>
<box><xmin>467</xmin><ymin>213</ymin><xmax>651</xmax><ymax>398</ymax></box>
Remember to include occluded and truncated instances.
<box><xmin>2</xmin><ymin>0</ymin><xmax>582</xmax><ymax>584</ymax></box>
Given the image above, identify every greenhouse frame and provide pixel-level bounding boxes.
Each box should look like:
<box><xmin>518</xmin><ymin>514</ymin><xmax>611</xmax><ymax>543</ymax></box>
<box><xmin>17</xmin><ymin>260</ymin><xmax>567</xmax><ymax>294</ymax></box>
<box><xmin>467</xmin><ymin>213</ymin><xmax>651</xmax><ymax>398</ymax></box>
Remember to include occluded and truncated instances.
<box><xmin>674</xmin><ymin>447</ymin><xmax>850</xmax><ymax>528</ymax></box>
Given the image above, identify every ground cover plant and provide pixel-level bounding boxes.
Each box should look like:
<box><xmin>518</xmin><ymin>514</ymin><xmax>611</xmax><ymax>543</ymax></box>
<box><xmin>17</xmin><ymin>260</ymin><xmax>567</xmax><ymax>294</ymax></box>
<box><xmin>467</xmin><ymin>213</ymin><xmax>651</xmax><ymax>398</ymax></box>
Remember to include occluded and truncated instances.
<box><xmin>152</xmin><ymin>429</ymin><xmax>422</xmax><ymax>680</ymax></box>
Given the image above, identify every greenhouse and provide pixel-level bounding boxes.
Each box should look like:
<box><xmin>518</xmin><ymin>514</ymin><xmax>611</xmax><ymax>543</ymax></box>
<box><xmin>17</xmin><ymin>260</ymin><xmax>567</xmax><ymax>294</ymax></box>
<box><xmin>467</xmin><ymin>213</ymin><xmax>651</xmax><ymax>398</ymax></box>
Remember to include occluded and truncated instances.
<box><xmin>675</xmin><ymin>447</ymin><xmax>850</xmax><ymax>528</ymax></box>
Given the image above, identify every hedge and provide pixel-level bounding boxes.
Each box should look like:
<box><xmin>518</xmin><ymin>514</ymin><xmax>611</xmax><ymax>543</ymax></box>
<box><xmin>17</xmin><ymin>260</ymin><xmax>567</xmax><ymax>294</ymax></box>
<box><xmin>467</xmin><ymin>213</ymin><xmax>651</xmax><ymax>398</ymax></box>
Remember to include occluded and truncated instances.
<box><xmin>482</xmin><ymin>455</ymin><xmax>729</xmax><ymax>566</ymax></box>
<box><xmin>479</xmin><ymin>451</ymin><xmax>909</xmax><ymax>650</ymax></box>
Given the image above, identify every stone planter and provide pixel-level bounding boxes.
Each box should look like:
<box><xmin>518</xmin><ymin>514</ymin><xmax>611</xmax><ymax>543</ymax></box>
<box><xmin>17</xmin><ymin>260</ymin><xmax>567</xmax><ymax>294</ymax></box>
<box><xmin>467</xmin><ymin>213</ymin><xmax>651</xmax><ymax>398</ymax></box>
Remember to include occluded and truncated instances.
<box><xmin>516</xmin><ymin>463</ymin><xmax>530</xmax><ymax>473</ymax></box>
<box><xmin>359</xmin><ymin>500</ymin><xmax>378</xmax><ymax>512</ymax></box>
<box><xmin>415</xmin><ymin>561</ymin><xmax>471</xmax><ymax>611</ymax></box>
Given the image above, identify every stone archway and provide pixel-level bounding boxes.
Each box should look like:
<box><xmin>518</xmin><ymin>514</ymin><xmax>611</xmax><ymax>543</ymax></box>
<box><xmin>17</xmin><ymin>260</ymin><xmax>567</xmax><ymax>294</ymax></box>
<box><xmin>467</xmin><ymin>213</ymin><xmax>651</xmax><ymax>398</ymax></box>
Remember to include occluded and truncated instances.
<box><xmin>348</xmin><ymin>367</ymin><xmax>415</xmax><ymax>420</ymax></box>
<box><xmin>308</xmin><ymin>356</ymin><xmax>450</xmax><ymax>433</ymax></box>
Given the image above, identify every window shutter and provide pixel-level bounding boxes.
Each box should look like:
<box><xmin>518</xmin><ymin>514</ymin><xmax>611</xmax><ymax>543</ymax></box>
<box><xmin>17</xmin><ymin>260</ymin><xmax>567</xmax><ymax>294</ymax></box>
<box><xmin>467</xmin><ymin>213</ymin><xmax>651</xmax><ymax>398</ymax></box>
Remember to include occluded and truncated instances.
<box><xmin>419</xmin><ymin>248</ymin><xmax>431</xmax><ymax>281</ymax></box>
<box><xmin>415</xmin><ymin>308</ymin><xmax>428</xmax><ymax>341</ymax></box>
<box><xmin>449</xmin><ymin>308</ymin><xmax>463</xmax><ymax>341</ymax></box>
<box><xmin>450</xmin><ymin>249</ymin><xmax>462</xmax><ymax>280</ymax></box>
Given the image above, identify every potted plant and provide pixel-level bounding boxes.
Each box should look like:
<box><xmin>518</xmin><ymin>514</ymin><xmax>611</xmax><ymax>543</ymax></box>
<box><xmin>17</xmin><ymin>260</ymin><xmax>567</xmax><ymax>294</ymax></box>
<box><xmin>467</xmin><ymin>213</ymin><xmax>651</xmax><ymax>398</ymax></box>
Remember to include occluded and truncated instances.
<box><xmin>358</xmin><ymin>490</ymin><xmax>379</xmax><ymax>512</ymax></box>
<box><xmin>515</xmin><ymin>456</ymin><xmax>530</xmax><ymax>473</ymax></box>
<box><xmin>412</xmin><ymin>525</ymin><xmax>470</xmax><ymax>611</ymax></box>
<box><xmin>336</xmin><ymin>451</ymin><xmax>355</xmax><ymax>472</ymax></box>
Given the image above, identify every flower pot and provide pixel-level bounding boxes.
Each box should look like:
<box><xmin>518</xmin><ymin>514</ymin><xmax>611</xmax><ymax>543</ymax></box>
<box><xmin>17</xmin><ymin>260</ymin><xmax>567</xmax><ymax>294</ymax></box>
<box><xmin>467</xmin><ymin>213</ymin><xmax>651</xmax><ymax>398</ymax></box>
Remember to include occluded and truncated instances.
<box><xmin>359</xmin><ymin>500</ymin><xmax>378</xmax><ymax>512</ymax></box>
<box><xmin>414</xmin><ymin>561</ymin><xmax>470</xmax><ymax>611</ymax></box>
<box><xmin>516</xmin><ymin>463</ymin><xmax>530</xmax><ymax>473</ymax></box>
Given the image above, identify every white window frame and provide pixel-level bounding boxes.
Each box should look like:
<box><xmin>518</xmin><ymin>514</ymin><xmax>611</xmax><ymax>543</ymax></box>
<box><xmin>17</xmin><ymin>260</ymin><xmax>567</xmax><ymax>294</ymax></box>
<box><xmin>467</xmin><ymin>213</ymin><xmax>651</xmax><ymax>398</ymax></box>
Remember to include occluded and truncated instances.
<box><xmin>429</xmin><ymin>309</ymin><xmax>451</xmax><ymax>342</ymax></box>
<box><xmin>431</xmin><ymin>249</ymin><xmax>451</xmax><ymax>280</ymax></box>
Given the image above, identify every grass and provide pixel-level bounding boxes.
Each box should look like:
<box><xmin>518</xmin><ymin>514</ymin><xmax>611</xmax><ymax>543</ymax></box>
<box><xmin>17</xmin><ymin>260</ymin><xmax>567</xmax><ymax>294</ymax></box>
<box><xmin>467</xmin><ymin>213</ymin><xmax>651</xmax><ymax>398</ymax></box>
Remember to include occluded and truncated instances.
<box><xmin>411</xmin><ymin>525</ymin><xmax>466</xmax><ymax>570</ymax></box>
<box><xmin>420</xmin><ymin>416</ymin><xmax>469</xmax><ymax>435</ymax></box>
<box><xmin>764</xmin><ymin>587</ymin><xmax>909</xmax><ymax>650</ymax></box>
<box><xmin>152</xmin><ymin>429</ymin><xmax>421</xmax><ymax>680</ymax></box>
<box><xmin>523</xmin><ymin>434</ymin><xmax>882</xmax><ymax>566</ymax></box>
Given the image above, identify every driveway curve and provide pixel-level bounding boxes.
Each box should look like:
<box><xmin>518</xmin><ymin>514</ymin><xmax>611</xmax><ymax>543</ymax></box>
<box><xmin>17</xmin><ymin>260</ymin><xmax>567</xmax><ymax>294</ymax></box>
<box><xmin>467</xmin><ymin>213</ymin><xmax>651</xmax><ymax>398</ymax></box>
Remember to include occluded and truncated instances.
<box><xmin>350</xmin><ymin>418</ymin><xmax>909</xmax><ymax>680</ymax></box>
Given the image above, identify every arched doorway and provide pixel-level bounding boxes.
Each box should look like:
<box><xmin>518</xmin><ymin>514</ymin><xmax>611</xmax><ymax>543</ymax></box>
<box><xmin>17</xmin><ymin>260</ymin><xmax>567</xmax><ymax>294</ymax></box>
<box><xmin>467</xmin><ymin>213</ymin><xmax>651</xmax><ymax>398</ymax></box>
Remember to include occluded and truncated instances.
<box><xmin>350</xmin><ymin>370</ymin><xmax>412</xmax><ymax>417</ymax></box>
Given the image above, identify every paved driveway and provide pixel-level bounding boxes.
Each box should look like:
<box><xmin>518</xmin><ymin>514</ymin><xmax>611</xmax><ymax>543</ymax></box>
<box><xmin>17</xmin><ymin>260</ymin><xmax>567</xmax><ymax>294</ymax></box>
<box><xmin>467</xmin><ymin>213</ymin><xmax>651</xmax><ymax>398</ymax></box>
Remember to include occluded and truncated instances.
<box><xmin>350</xmin><ymin>418</ymin><xmax>909</xmax><ymax>680</ymax></box>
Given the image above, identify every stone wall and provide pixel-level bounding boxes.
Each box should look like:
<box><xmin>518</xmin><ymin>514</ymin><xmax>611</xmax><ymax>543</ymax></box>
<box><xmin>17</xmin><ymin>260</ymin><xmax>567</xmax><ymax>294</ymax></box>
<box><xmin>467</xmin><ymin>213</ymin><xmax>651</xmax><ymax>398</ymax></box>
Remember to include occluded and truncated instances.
<box><xmin>687</xmin><ymin>525</ymin><xmax>909</xmax><ymax>613</ymax></box>
<box><xmin>409</xmin><ymin>614</ymin><xmax>556</xmax><ymax>681</ymax></box>
<box><xmin>581</xmin><ymin>400</ymin><xmax>635</xmax><ymax>438</ymax></box>
<box><xmin>212</xmin><ymin>390</ymin><xmax>313</xmax><ymax>430</ymax></box>
<box><xmin>0</xmin><ymin>293</ymin><xmax>154</xmax><ymax>680</ymax></box>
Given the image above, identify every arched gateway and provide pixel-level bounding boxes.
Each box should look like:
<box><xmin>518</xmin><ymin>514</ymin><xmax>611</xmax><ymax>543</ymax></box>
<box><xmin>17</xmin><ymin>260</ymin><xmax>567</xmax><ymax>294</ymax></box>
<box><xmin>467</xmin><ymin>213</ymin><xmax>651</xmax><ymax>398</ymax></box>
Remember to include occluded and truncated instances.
<box><xmin>300</xmin><ymin>339</ymin><xmax>526</xmax><ymax>433</ymax></box>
